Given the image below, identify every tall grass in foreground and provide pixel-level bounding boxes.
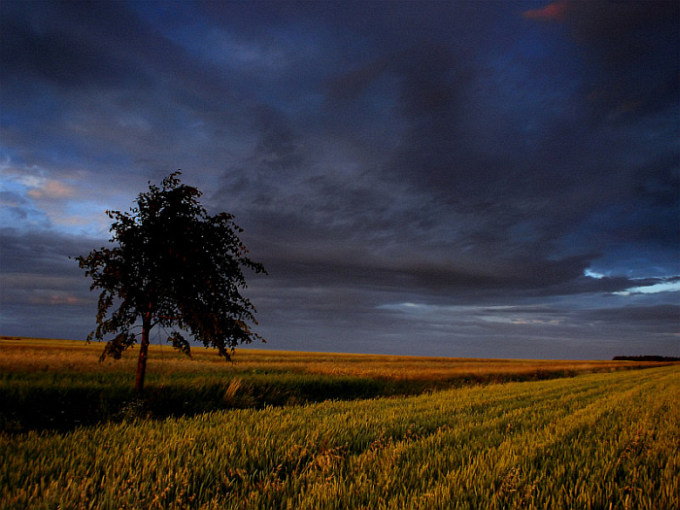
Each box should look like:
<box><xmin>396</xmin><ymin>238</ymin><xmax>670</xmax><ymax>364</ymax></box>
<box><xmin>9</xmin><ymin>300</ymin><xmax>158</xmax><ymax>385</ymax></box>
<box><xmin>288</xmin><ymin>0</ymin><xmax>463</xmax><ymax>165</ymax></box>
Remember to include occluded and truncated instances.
<box><xmin>2</xmin><ymin>366</ymin><xmax>678</xmax><ymax>509</ymax></box>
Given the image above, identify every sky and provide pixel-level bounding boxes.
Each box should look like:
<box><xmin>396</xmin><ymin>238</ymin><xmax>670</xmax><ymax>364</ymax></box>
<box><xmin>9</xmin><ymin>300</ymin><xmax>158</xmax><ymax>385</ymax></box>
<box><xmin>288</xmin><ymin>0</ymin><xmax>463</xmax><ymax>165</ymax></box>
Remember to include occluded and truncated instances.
<box><xmin>1</xmin><ymin>0</ymin><xmax>678</xmax><ymax>359</ymax></box>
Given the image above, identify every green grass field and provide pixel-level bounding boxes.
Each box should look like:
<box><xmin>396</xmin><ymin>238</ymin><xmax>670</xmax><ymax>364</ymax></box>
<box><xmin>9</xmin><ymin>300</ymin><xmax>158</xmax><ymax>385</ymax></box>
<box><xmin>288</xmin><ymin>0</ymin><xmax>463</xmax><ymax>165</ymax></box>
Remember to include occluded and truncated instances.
<box><xmin>1</xmin><ymin>338</ymin><xmax>678</xmax><ymax>509</ymax></box>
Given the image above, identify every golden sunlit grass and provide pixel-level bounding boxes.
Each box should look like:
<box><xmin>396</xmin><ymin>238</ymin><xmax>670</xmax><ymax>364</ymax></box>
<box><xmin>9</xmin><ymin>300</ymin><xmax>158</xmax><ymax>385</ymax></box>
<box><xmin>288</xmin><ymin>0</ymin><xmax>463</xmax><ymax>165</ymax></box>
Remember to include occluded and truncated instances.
<box><xmin>2</xmin><ymin>337</ymin><xmax>678</xmax><ymax>508</ymax></box>
<box><xmin>0</xmin><ymin>336</ymin><xmax>666</xmax><ymax>380</ymax></box>
<box><xmin>2</xmin><ymin>335</ymin><xmax>674</xmax><ymax>435</ymax></box>
<box><xmin>2</xmin><ymin>362</ymin><xmax>678</xmax><ymax>509</ymax></box>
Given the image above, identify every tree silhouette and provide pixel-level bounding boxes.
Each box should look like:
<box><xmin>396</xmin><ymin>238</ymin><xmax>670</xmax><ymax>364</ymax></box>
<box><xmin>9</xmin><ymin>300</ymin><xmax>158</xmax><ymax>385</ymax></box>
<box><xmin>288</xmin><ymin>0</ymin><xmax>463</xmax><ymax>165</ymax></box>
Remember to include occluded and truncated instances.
<box><xmin>76</xmin><ymin>171</ymin><xmax>266</xmax><ymax>395</ymax></box>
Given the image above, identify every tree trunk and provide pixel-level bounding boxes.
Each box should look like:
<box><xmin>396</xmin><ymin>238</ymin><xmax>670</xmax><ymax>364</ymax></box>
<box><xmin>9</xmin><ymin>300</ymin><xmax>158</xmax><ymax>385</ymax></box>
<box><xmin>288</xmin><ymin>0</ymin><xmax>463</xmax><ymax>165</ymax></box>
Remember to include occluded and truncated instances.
<box><xmin>134</xmin><ymin>306</ymin><xmax>152</xmax><ymax>396</ymax></box>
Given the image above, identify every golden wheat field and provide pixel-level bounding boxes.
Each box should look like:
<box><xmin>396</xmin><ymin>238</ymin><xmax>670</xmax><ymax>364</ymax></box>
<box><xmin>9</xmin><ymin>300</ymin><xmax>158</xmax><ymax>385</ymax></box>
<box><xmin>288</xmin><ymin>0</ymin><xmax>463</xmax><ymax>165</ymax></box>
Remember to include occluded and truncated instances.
<box><xmin>0</xmin><ymin>336</ymin><xmax>664</xmax><ymax>379</ymax></box>
<box><xmin>1</xmin><ymin>337</ymin><xmax>678</xmax><ymax>509</ymax></box>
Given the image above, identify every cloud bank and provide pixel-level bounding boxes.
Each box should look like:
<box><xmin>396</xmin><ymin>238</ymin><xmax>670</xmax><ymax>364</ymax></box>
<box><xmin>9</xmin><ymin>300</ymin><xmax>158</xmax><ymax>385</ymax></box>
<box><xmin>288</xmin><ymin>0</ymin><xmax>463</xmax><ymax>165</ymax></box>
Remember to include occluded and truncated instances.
<box><xmin>1</xmin><ymin>1</ymin><xmax>678</xmax><ymax>358</ymax></box>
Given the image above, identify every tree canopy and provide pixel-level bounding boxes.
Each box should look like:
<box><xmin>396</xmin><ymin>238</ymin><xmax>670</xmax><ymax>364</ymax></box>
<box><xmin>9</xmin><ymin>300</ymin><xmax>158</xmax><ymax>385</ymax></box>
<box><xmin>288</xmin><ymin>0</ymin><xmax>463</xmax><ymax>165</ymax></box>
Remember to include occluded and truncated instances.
<box><xmin>76</xmin><ymin>171</ymin><xmax>266</xmax><ymax>394</ymax></box>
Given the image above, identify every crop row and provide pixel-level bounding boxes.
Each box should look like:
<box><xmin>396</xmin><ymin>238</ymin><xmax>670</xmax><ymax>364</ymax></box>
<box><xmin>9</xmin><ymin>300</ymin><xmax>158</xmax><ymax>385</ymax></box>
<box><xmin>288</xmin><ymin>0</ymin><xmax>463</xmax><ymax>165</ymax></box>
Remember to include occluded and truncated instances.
<box><xmin>2</xmin><ymin>366</ymin><xmax>678</xmax><ymax>509</ymax></box>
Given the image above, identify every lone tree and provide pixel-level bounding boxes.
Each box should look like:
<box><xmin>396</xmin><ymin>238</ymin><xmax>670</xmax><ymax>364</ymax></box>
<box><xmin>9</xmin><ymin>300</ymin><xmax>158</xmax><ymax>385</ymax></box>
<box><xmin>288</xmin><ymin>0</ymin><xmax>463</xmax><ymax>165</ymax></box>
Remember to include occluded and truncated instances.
<box><xmin>76</xmin><ymin>171</ymin><xmax>266</xmax><ymax>395</ymax></box>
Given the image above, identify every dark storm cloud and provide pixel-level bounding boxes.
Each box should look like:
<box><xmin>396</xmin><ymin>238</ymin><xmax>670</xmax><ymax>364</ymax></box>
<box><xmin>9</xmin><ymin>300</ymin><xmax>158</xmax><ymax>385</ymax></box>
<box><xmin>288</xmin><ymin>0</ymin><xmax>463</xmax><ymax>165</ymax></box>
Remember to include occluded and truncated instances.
<box><xmin>547</xmin><ymin>0</ymin><xmax>680</xmax><ymax>117</ymax></box>
<box><xmin>0</xmin><ymin>1</ymin><xmax>677</xmax><ymax>357</ymax></box>
<box><xmin>0</xmin><ymin>0</ymin><xmax>251</xmax><ymax>181</ymax></box>
<box><xmin>238</xmin><ymin>233</ymin><xmax>668</xmax><ymax>303</ymax></box>
<box><xmin>583</xmin><ymin>304</ymin><xmax>680</xmax><ymax>325</ymax></box>
<box><xmin>0</xmin><ymin>228</ymin><xmax>97</xmax><ymax>339</ymax></box>
<box><xmin>0</xmin><ymin>2</ymin><xmax>135</xmax><ymax>87</ymax></box>
<box><xmin>0</xmin><ymin>228</ymin><xmax>95</xmax><ymax>289</ymax></box>
<box><xmin>203</xmin><ymin>0</ymin><xmax>678</xmax><ymax>357</ymax></box>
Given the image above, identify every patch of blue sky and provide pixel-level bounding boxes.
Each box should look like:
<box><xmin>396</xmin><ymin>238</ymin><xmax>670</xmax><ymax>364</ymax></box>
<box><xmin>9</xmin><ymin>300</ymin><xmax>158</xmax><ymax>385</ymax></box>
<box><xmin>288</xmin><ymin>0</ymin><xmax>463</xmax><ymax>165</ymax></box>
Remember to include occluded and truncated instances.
<box><xmin>47</xmin><ymin>201</ymin><xmax>109</xmax><ymax>237</ymax></box>
<box><xmin>0</xmin><ymin>163</ymin><xmax>43</xmax><ymax>217</ymax></box>
<box><xmin>615</xmin><ymin>280</ymin><xmax>680</xmax><ymax>297</ymax></box>
<box><xmin>1</xmin><ymin>164</ymin><xmax>108</xmax><ymax>237</ymax></box>
<box><xmin>580</xmin><ymin>267</ymin><xmax>679</xmax><ymax>300</ymax></box>
<box><xmin>0</xmin><ymin>198</ymin><xmax>49</xmax><ymax>230</ymax></box>
<box><xmin>0</xmin><ymin>173</ymin><xmax>34</xmax><ymax>196</ymax></box>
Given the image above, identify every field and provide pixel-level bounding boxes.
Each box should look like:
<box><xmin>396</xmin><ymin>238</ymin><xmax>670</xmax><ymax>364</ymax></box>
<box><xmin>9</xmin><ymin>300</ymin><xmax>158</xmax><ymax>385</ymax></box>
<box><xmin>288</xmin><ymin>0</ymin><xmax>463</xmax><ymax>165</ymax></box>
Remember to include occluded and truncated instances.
<box><xmin>0</xmin><ymin>337</ymin><xmax>670</xmax><ymax>432</ymax></box>
<box><xmin>1</xmin><ymin>338</ymin><xmax>678</xmax><ymax>509</ymax></box>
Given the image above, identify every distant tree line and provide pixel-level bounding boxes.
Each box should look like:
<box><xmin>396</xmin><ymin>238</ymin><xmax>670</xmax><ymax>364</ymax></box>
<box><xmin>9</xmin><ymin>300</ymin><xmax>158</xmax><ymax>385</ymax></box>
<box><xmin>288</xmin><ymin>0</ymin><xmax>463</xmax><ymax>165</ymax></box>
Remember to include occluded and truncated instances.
<box><xmin>612</xmin><ymin>355</ymin><xmax>680</xmax><ymax>362</ymax></box>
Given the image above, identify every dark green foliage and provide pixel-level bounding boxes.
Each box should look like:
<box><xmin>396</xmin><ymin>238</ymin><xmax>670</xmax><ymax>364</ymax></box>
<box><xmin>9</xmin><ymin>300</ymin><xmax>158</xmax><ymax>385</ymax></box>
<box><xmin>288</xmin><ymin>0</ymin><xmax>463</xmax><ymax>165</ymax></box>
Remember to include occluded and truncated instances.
<box><xmin>613</xmin><ymin>355</ymin><xmax>680</xmax><ymax>362</ymax></box>
<box><xmin>75</xmin><ymin>172</ymin><xmax>266</xmax><ymax>392</ymax></box>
